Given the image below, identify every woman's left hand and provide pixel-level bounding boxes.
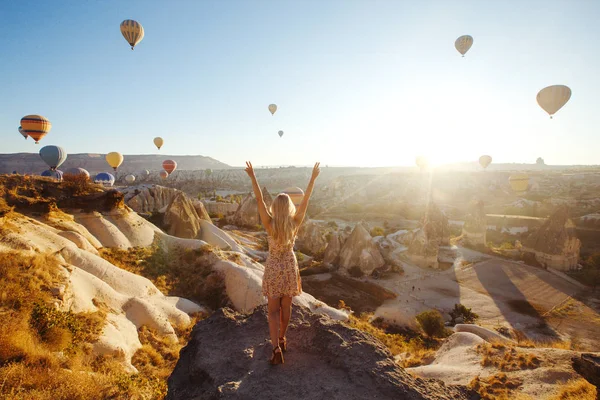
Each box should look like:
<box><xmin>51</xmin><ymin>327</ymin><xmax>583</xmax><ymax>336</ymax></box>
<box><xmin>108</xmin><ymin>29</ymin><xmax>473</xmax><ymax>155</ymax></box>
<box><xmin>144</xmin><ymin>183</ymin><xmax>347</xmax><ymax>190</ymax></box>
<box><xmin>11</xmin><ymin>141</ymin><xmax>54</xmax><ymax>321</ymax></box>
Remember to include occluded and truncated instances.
<box><xmin>245</xmin><ymin>161</ymin><xmax>256</xmax><ymax>179</ymax></box>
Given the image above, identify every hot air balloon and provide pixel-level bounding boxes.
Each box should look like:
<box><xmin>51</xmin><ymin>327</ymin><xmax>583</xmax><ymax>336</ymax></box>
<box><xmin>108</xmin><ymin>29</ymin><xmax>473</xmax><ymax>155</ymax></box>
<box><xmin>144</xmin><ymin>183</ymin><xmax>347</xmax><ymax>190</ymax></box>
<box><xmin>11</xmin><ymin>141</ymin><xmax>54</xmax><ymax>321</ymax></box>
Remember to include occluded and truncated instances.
<box><xmin>162</xmin><ymin>160</ymin><xmax>177</xmax><ymax>174</ymax></box>
<box><xmin>140</xmin><ymin>169</ymin><xmax>150</xmax><ymax>177</ymax></box>
<box><xmin>18</xmin><ymin>126</ymin><xmax>28</xmax><ymax>140</ymax></box>
<box><xmin>64</xmin><ymin>167</ymin><xmax>90</xmax><ymax>179</ymax></box>
<box><xmin>125</xmin><ymin>174</ymin><xmax>136</xmax><ymax>184</ymax></box>
<box><xmin>20</xmin><ymin>115</ymin><xmax>52</xmax><ymax>144</ymax></box>
<box><xmin>455</xmin><ymin>35</ymin><xmax>473</xmax><ymax>57</ymax></box>
<box><xmin>536</xmin><ymin>85</ymin><xmax>571</xmax><ymax>119</ymax></box>
<box><xmin>94</xmin><ymin>172</ymin><xmax>115</xmax><ymax>187</ymax></box>
<box><xmin>160</xmin><ymin>170</ymin><xmax>169</xmax><ymax>179</ymax></box>
<box><xmin>120</xmin><ymin>19</ymin><xmax>144</xmax><ymax>50</ymax></box>
<box><xmin>268</xmin><ymin>104</ymin><xmax>277</xmax><ymax>115</ymax></box>
<box><xmin>154</xmin><ymin>137</ymin><xmax>164</xmax><ymax>150</ymax></box>
<box><xmin>106</xmin><ymin>152</ymin><xmax>124</xmax><ymax>171</ymax></box>
<box><xmin>282</xmin><ymin>187</ymin><xmax>304</xmax><ymax>207</ymax></box>
<box><xmin>479</xmin><ymin>155</ymin><xmax>492</xmax><ymax>169</ymax></box>
<box><xmin>39</xmin><ymin>145</ymin><xmax>67</xmax><ymax>170</ymax></box>
<box><xmin>509</xmin><ymin>174</ymin><xmax>530</xmax><ymax>192</ymax></box>
<box><xmin>278</xmin><ymin>130</ymin><xmax>284</xmax><ymax>138</ymax></box>
<box><xmin>415</xmin><ymin>156</ymin><xmax>428</xmax><ymax>171</ymax></box>
<box><xmin>41</xmin><ymin>169</ymin><xmax>63</xmax><ymax>182</ymax></box>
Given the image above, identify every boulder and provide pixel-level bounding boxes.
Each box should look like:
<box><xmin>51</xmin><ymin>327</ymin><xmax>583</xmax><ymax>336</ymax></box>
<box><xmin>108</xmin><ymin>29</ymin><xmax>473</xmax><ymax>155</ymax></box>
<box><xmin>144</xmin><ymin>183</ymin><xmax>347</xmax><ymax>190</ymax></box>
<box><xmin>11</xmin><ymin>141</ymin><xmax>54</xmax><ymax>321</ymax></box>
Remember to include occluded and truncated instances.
<box><xmin>523</xmin><ymin>206</ymin><xmax>581</xmax><ymax>271</ymax></box>
<box><xmin>338</xmin><ymin>223</ymin><xmax>385</xmax><ymax>276</ymax></box>
<box><xmin>163</xmin><ymin>192</ymin><xmax>203</xmax><ymax>239</ymax></box>
<box><xmin>166</xmin><ymin>306</ymin><xmax>475</xmax><ymax>400</ymax></box>
<box><xmin>323</xmin><ymin>232</ymin><xmax>343</xmax><ymax>267</ymax></box>
<box><xmin>231</xmin><ymin>188</ymin><xmax>273</xmax><ymax>228</ymax></box>
<box><xmin>198</xmin><ymin>220</ymin><xmax>243</xmax><ymax>252</ymax></box>
<box><xmin>296</xmin><ymin>220</ymin><xmax>328</xmax><ymax>255</ymax></box>
<box><xmin>462</xmin><ymin>200</ymin><xmax>487</xmax><ymax>246</ymax></box>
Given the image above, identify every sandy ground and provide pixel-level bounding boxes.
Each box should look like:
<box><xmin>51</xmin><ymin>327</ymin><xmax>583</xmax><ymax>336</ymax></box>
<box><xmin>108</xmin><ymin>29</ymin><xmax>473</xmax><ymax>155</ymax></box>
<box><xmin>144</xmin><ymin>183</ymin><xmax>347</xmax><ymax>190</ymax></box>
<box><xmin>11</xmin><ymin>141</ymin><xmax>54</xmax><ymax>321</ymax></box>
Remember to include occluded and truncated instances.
<box><xmin>373</xmin><ymin>246</ymin><xmax>600</xmax><ymax>351</ymax></box>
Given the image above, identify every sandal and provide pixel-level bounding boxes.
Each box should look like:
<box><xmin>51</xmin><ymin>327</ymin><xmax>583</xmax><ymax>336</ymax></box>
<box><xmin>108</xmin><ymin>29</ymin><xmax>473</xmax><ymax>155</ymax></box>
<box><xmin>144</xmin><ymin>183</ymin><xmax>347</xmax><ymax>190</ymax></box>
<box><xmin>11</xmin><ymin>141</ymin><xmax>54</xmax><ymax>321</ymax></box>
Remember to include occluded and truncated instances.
<box><xmin>270</xmin><ymin>346</ymin><xmax>284</xmax><ymax>365</ymax></box>
<box><xmin>278</xmin><ymin>337</ymin><xmax>287</xmax><ymax>352</ymax></box>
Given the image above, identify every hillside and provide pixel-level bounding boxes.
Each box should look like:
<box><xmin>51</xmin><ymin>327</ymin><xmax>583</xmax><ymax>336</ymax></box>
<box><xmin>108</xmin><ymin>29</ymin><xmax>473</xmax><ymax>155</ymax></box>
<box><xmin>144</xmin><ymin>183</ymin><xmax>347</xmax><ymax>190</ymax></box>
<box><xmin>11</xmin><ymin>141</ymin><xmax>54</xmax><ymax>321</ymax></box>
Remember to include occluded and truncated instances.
<box><xmin>0</xmin><ymin>153</ymin><xmax>231</xmax><ymax>175</ymax></box>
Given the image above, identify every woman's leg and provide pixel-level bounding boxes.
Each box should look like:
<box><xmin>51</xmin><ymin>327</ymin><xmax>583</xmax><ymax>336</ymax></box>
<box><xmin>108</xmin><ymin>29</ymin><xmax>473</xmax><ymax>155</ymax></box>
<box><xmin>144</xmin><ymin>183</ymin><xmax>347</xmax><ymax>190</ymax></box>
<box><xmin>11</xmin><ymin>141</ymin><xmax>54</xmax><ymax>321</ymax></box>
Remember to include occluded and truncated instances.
<box><xmin>279</xmin><ymin>296</ymin><xmax>293</xmax><ymax>339</ymax></box>
<box><xmin>267</xmin><ymin>296</ymin><xmax>281</xmax><ymax>349</ymax></box>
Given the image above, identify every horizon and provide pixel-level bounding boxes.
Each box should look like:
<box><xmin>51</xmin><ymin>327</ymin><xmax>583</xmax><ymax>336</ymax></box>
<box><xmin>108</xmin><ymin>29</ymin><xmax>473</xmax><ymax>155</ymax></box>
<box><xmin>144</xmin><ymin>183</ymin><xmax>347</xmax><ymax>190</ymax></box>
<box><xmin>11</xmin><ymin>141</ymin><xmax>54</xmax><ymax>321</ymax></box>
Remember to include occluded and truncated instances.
<box><xmin>2</xmin><ymin>1</ymin><xmax>600</xmax><ymax>167</ymax></box>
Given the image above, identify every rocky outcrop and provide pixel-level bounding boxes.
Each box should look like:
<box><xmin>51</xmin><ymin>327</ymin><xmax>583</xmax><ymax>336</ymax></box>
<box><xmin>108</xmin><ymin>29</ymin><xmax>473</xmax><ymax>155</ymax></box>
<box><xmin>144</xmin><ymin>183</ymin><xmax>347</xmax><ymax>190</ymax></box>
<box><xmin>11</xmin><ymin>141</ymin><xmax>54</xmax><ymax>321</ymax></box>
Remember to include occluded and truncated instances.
<box><xmin>374</xmin><ymin>236</ymin><xmax>407</xmax><ymax>268</ymax></box>
<box><xmin>296</xmin><ymin>220</ymin><xmax>328</xmax><ymax>255</ymax></box>
<box><xmin>462</xmin><ymin>200</ymin><xmax>487</xmax><ymax>246</ymax></box>
<box><xmin>523</xmin><ymin>206</ymin><xmax>581</xmax><ymax>271</ymax></box>
<box><xmin>338</xmin><ymin>223</ymin><xmax>385</xmax><ymax>276</ymax></box>
<box><xmin>231</xmin><ymin>188</ymin><xmax>273</xmax><ymax>228</ymax></box>
<box><xmin>121</xmin><ymin>185</ymin><xmax>212</xmax><ymax>239</ymax></box>
<box><xmin>323</xmin><ymin>232</ymin><xmax>344</xmax><ymax>266</ymax></box>
<box><xmin>166</xmin><ymin>306</ymin><xmax>474</xmax><ymax>400</ymax></box>
<box><xmin>572</xmin><ymin>354</ymin><xmax>600</xmax><ymax>395</ymax></box>
<box><xmin>202</xmin><ymin>200</ymin><xmax>239</xmax><ymax>216</ymax></box>
<box><xmin>407</xmin><ymin>228</ymin><xmax>439</xmax><ymax>269</ymax></box>
<box><xmin>163</xmin><ymin>192</ymin><xmax>204</xmax><ymax>239</ymax></box>
<box><xmin>407</xmin><ymin>203</ymin><xmax>450</xmax><ymax>269</ymax></box>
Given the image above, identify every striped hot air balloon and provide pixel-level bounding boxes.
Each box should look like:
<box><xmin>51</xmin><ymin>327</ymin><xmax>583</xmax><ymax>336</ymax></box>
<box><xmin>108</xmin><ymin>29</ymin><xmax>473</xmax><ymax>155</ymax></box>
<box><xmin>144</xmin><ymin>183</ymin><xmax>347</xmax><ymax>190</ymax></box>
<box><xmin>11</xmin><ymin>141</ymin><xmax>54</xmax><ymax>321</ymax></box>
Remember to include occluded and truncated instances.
<box><xmin>18</xmin><ymin>126</ymin><xmax>28</xmax><ymax>140</ymax></box>
<box><xmin>41</xmin><ymin>169</ymin><xmax>63</xmax><ymax>182</ymax></box>
<box><xmin>20</xmin><ymin>115</ymin><xmax>52</xmax><ymax>144</ymax></box>
<box><xmin>94</xmin><ymin>172</ymin><xmax>115</xmax><ymax>187</ymax></box>
<box><xmin>120</xmin><ymin>19</ymin><xmax>144</xmax><ymax>50</ymax></box>
<box><xmin>162</xmin><ymin>160</ymin><xmax>177</xmax><ymax>174</ymax></box>
<box><xmin>282</xmin><ymin>187</ymin><xmax>304</xmax><ymax>207</ymax></box>
<box><xmin>64</xmin><ymin>167</ymin><xmax>90</xmax><ymax>179</ymax></box>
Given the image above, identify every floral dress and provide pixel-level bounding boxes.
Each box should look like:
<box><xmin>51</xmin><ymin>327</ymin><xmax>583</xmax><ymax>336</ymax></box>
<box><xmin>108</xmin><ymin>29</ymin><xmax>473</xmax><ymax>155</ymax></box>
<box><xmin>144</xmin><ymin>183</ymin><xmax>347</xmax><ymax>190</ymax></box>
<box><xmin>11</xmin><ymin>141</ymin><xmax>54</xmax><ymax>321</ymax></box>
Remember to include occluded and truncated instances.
<box><xmin>262</xmin><ymin>235</ymin><xmax>302</xmax><ymax>298</ymax></box>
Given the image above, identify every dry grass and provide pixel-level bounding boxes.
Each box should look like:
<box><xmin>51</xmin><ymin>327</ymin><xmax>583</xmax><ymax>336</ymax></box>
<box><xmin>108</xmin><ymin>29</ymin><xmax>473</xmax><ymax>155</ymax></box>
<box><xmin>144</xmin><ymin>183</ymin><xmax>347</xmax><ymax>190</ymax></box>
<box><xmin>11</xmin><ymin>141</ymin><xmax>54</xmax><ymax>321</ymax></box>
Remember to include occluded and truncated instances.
<box><xmin>468</xmin><ymin>373</ymin><xmax>528</xmax><ymax>400</ymax></box>
<box><xmin>99</xmin><ymin>244</ymin><xmax>229</xmax><ymax>310</ymax></box>
<box><xmin>511</xmin><ymin>329</ymin><xmax>574</xmax><ymax>350</ymax></box>
<box><xmin>0</xmin><ymin>250</ymin><xmax>181</xmax><ymax>399</ymax></box>
<box><xmin>346</xmin><ymin>313</ymin><xmax>437</xmax><ymax>368</ymax></box>
<box><xmin>548</xmin><ymin>378</ymin><xmax>597</xmax><ymax>400</ymax></box>
<box><xmin>477</xmin><ymin>343</ymin><xmax>541</xmax><ymax>372</ymax></box>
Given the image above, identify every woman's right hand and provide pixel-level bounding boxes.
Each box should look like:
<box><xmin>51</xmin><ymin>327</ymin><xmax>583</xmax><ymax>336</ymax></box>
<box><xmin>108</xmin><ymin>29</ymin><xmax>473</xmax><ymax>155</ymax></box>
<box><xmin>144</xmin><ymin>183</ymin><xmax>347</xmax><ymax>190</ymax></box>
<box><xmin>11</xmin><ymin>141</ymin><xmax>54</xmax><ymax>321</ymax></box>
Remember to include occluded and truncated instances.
<box><xmin>311</xmin><ymin>162</ymin><xmax>321</xmax><ymax>181</ymax></box>
<box><xmin>245</xmin><ymin>161</ymin><xmax>256</xmax><ymax>179</ymax></box>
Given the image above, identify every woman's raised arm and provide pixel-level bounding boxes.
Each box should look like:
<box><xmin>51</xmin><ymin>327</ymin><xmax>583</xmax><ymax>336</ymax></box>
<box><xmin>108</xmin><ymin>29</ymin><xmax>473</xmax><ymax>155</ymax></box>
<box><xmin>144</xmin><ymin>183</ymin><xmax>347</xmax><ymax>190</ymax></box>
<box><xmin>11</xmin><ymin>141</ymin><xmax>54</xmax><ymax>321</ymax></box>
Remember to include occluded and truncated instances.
<box><xmin>245</xmin><ymin>161</ymin><xmax>272</xmax><ymax>232</ymax></box>
<box><xmin>294</xmin><ymin>162</ymin><xmax>320</xmax><ymax>227</ymax></box>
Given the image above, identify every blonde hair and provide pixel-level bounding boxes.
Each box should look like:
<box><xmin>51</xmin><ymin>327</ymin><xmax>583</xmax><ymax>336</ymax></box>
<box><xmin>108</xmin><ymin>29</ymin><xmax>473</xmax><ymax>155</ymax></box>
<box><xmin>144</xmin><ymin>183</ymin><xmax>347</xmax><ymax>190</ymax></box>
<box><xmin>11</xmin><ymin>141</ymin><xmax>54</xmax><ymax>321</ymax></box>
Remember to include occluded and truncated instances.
<box><xmin>270</xmin><ymin>194</ymin><xmax>297</xmax><ymax>245</ymax></box>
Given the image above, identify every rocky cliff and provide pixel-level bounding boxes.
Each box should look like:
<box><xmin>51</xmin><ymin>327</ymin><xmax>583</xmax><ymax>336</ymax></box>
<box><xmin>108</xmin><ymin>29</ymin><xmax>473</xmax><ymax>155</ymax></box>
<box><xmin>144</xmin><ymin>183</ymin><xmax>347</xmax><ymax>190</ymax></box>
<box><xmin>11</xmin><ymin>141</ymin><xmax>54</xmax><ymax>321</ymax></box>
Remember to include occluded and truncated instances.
<box><xmin>166</xmin><ymin>306</ymin><xmax>475</xmax><ymax>400</ymax></box>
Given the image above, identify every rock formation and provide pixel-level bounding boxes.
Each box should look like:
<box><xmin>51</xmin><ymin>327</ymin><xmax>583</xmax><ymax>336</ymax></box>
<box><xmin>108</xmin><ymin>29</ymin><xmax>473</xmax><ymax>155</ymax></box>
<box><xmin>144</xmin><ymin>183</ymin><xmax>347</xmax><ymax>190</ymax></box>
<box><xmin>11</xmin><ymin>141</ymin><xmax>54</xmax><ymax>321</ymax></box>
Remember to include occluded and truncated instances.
<box><xmin>166</xmin><ymin>306</ymin><xmax>474</xmax><ymax>400</ymax></box>
<box><xmin>407</xmin><ymin>228</ymin><xmax>439</xmax><ymax>269</ymax></box>
<box><xmin>163</xmin><ymin>192</ymin><xmax>204</xmax><ymax>239</ymax></box>
<box><xmin>338</xmin><ymin>223</ymin><xmax>385</xmax><ymax>276</ymax></box>
<box><xmin>202</xmin><ymin>200</ymin><xmax>239</xmax><ymax>216</ymax></box>
<box><xmin>231</xmin><ymin>188</ymin><xmax>273</xmax><ymax>228</ymax></box>
<box><xmin>121</xmin><ymin>185</ymin><xmax>211</xmax><ymax>238</ymax></box>
<box><xmin>462</xmin><ymin>200</ymin><xmax>487</xmax><ymax>246</ymax></box>
<box><xmin>523</xmin><ymin>206</ymin><xmax>581</xmax><ymax>271</ymax></box>
<box><xmin>296</xmin><ymin>220</ymin><xmax>328</xmax><ymax>255</ymax></box>
<box><xmin>407</xmin><ymin>203</ymin><xmax>449</xmax><ymax>269</ymax></box>
<box><xmin>323</xmin><ymin>232</ymin><xmax>344</xmax><ymax>266</ymax></box>
<box><xmin>572</xmin><ymin>354</ymin><xmax>600</xmax><ymax>395</ymax></box>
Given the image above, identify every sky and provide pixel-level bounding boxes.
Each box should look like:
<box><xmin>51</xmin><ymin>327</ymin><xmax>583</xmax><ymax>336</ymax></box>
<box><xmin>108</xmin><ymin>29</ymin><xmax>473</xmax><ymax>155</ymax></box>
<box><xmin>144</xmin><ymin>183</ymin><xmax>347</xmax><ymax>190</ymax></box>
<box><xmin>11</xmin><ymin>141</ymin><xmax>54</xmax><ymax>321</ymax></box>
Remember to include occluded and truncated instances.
<box><xmin>1</xmin><ymin>0</ymin><xmax>599</xmax><ymax>168</ymax></box>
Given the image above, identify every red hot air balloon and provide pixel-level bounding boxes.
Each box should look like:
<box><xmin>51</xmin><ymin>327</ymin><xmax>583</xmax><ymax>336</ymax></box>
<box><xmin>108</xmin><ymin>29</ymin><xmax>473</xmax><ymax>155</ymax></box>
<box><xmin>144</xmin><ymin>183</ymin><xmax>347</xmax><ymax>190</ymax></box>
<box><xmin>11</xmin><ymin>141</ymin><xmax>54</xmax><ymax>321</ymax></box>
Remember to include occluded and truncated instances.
<box><xmin>162</xmin><ymin>160</ymin><xmax>177</xmax><ymax>174</ymax></box>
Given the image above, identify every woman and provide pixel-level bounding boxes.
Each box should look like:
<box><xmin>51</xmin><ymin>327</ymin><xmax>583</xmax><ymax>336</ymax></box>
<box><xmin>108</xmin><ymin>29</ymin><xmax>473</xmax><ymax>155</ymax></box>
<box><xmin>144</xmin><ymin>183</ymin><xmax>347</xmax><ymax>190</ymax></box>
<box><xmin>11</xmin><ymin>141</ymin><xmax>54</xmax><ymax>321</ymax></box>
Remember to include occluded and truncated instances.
<box><xmin>244</xmin><ymin>161</ymin><xmax>320</xmax><ymax>365</ymax></box>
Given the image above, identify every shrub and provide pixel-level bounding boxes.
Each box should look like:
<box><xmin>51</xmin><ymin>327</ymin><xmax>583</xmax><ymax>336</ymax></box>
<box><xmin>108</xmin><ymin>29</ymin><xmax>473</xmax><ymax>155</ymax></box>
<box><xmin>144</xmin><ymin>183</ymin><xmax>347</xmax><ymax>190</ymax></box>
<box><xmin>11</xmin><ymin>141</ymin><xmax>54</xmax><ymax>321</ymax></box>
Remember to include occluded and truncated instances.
<box><xmin>326</xmin><ymin>220</ymin><xmax>338</xmax><ymax>229</ymax></box>
<box><xmin>449</xmin><ymin>303</ymin><xmax>479</xmax><ymax>325</ymax></box>
<box><xmin>370</xmin><ymin>226</ymin><xmax>385</xmax><ymax>237</ymax></box>
<box><xmin>549</xmin><ymin>378</ymin><xmax>597</xmax><ymax>400</ymax></box>
<box><xmin>63</xmin><ymin>173</ymin><xmax>94</xmax><ymax>196</ymax></box>
<box><xmin>415</xmin><ymin>310</ymin><xmax>446</xmax><ymax>338</ymax></box>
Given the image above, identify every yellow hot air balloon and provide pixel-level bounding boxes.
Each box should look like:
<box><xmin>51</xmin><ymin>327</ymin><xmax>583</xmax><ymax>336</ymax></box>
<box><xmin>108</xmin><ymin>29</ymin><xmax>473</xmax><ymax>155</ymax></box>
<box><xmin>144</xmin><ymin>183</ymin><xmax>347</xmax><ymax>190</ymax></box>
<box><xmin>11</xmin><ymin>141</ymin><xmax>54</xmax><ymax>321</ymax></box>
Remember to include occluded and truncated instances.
<box><xmin>455</xmin><ymin>35</ymin><xmax>473</xmax><ymax>57</ymax></box>
<box><xmin>536</xmin><ymin>85</ymin><xmax>571</xmax><ymax>119</ymax></box>
<box><xmin>120</xmin><ymin>19</ymin><xmax>144</xmax><ymax>50</ymax></box>
<box><xmin>20</xmin><ymin>115</ymin><xmax>52</xmax><ymax>144</ymax></box>
<box><xmin>154</xmin><ymin>137</ymin><xmax>164</xmax><ymax>150</ymax></box>
<box><xmin>509</xmin><ymin>174</ymin><xmax>530</xmax><ymax>192</ymax></box>
<box><xmin>479</xmin><ymin>155</ymin><xmax>492</xmax><ymax>169</ymax></box>
<box><xmin>106</xmin><ymin>152</ymin><xmax>124</xmax><ymax>171</ymax></box>
<box><xmin>268</xmin><ymin>104</ymin><xmax>277</xmax><ymax>115</ymax></box>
